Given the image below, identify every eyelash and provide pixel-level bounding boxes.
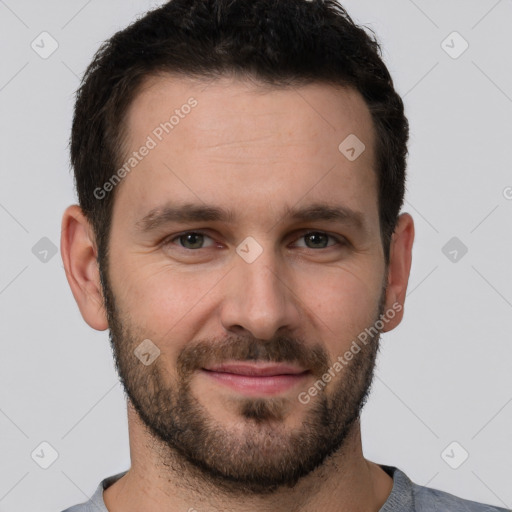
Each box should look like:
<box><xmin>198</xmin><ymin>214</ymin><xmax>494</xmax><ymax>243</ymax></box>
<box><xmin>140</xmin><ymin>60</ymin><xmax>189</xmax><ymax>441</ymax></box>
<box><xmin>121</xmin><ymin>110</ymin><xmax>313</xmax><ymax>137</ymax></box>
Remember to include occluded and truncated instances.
<box><xmin>162</xmin><ymin>230</ymin><xmax>347</xmax><ymax>251</ymax></box>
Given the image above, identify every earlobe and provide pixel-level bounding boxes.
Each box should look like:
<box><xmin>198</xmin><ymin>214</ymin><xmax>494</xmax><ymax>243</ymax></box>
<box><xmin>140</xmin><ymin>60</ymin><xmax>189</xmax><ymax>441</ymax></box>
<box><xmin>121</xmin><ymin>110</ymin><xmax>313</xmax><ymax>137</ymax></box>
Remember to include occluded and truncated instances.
<box><xmin>382</xmin><ymin>213</ymin><xmax>414</xmax><ymax>332</ymax></box>
<box><xmin>60</xmin><ymin>205</ymin><xmax>109</xmax><ymax>331</ymax></box>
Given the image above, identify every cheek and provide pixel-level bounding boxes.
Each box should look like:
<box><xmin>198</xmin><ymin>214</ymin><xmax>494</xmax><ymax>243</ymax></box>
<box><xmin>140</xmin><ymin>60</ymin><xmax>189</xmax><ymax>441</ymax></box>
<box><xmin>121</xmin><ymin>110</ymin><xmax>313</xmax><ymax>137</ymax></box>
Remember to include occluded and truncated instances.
<box><xmin>112</xmin><ymin>259</ymin><xmax>221</xmax><ymax>337</ymax></box>
<box><xmin>299</xmin><ymin>265</ymin><xmax>383</xmax><ymax>349</ymax></box>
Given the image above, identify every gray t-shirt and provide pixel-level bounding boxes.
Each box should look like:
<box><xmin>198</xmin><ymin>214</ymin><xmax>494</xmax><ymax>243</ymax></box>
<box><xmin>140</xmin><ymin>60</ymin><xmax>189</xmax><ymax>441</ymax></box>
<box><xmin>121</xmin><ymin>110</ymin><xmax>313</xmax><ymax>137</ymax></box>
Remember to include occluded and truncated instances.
<box><xmin>61</xmin><ymin>464</ymin><xmax>510</xmax><ymax>512</ymax></box>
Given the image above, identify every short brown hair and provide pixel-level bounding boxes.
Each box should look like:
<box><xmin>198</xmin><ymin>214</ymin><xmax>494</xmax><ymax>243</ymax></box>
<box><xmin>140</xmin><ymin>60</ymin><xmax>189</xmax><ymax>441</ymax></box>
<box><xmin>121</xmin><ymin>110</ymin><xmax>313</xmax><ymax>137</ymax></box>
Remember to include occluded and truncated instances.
<box><xmin>70</xmin><ymin>0</ymin><xmax>409</xmax><ymax>269</ymax></box>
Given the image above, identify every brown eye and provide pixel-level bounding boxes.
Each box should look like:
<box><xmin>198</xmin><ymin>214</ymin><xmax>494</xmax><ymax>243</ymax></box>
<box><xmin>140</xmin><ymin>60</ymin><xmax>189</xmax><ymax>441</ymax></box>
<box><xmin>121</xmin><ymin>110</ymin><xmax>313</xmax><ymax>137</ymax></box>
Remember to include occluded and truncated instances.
<box><xmin>179</xmin><ymin>232</ymin><xmax>204</xmax><ymax>249</ymax></box>
<box><xmin>294</xmin><ymin>231</ymin><xmax>342</xmax><ymax>249</ymax></box>
<box><xmin>165</xmin><ymin>232</ymin><xmax>215</xmax><ymax>250</ymax></box>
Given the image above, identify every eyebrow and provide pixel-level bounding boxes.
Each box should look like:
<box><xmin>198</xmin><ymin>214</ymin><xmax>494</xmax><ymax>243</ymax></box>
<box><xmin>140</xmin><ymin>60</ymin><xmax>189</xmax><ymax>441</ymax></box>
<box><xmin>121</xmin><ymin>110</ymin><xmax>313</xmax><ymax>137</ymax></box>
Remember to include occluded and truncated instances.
<box><xmin>135</xmin><ymin>202</ymin><xmax>367</xmax><ymax>234</ymax></box>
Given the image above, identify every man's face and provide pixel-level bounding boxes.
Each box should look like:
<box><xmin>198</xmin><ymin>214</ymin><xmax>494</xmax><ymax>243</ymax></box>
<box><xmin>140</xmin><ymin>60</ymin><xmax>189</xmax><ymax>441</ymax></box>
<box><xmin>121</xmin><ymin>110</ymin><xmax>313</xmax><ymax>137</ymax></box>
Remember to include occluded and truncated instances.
<box><xmin>100</xmin><ymin>75</ymin><xmax>388</xmax><ymax>492</ymax></box>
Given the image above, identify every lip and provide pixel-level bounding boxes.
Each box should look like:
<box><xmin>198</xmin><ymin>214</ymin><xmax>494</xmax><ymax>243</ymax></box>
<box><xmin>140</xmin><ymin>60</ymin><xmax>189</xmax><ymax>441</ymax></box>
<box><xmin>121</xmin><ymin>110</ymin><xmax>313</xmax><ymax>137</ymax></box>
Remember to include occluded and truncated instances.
<box><xmin>201</xmin><ymin>362</ymin><xmax>310</xmax><ymax>396</ymax></box>
<box><xmin>203</xmin><ymin>362</ymin><xmax>307</xmax><ymax>376</ymax></box>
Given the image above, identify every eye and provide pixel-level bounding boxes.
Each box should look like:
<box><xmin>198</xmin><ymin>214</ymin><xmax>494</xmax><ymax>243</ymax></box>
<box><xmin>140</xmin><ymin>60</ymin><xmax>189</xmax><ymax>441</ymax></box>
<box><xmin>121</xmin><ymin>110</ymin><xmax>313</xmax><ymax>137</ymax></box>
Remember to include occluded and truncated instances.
<box><xmin>162</xmin><ymin>230</ymin><xmax>345</xmax><ymax>252</ymax></box>
<box><xmin>293</xmin><ymin>231</ymin><xmax>344</xmax><ymax>249</ymax></box>
<box><xmin>166</xmin><ymin>231</ymin><xmax>216</xmax><ymax>250</ymax></box>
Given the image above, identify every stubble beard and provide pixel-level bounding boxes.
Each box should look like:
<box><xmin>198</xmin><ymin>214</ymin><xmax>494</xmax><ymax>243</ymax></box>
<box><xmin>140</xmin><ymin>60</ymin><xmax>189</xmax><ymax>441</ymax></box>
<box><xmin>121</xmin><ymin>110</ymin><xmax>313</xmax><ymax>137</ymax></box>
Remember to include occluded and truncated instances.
<box><xmin>99</xmin><ymin>261</ymin><xmax>385</xmax><ymax>495</ymax></box>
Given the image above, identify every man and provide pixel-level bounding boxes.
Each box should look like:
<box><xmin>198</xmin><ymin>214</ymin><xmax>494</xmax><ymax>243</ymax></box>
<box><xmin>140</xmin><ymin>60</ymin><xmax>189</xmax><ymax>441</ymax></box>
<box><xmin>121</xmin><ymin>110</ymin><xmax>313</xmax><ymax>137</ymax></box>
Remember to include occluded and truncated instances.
<box><xmin>59</xmin><ymin>1</ymin><xmax>507</xmax><ymax>511</ymax></box>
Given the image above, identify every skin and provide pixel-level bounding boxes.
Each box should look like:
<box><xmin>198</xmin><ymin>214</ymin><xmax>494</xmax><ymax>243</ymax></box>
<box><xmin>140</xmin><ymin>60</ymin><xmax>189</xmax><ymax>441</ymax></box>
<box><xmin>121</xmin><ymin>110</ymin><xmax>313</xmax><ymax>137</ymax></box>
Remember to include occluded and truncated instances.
<box><xmin>61</xmin><ymin>75</ymin><xmax>414</xmax><ymax>512</ymax></box>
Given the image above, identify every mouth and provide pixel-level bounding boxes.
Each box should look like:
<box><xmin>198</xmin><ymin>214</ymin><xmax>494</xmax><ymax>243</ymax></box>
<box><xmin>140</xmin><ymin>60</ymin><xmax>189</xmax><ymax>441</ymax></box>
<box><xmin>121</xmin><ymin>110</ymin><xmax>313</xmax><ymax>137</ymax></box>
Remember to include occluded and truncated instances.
<box><xmin>201</xmin><ymin>362</ymin><xmax>310</xmax><ymax>396</ymax></box>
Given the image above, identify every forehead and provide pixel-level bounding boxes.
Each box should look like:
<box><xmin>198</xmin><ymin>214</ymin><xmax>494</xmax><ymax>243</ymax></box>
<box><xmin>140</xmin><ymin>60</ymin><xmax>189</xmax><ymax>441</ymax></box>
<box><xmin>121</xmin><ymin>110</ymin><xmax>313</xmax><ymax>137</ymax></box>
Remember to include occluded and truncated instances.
<box><xmin>125</xmin><ymin>74</ymin><xmax>375</xmax><ymax>153</ymax></box>
<box><xmin>114</xmin><ymin>74</ymin><xmax>379</xmax><ymax>231</ymax></box>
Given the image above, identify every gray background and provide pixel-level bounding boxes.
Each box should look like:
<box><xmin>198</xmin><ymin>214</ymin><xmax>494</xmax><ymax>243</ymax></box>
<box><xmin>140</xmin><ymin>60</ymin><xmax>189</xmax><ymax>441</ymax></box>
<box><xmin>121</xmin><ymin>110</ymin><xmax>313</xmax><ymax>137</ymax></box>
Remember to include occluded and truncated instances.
<box><xmin>1</xmin><ymin>1</ymin><xmax>511</xmax><ymax>510</ymax></box>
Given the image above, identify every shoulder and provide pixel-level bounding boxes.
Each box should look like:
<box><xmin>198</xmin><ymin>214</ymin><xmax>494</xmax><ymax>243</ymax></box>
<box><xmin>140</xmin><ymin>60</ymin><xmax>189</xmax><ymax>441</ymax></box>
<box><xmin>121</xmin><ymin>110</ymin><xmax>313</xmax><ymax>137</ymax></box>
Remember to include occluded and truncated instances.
<box><xmin>412</xmin><ymin>481</ymin><xmax>510</xmax><ymax>512</ymax></box>
<box><xmin>60</xmin><ymin>504</ymin><xmax>97</xmax><ymax>512</ymax></box>
<box><xmin>60</xmin><ymin>470</ymin><xmax>128</xmax><ymax>512</ymax></box>
<box><xmin>389</xmin><ymin>465</ymin><xmax>510</xmax><ymax>512</ymax></box>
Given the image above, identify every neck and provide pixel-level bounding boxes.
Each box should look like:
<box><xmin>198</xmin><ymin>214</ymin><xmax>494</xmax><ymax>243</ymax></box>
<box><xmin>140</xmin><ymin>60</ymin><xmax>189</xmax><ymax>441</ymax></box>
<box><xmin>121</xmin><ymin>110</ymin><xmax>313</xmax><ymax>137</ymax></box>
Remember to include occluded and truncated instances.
<box><xmin>104</xmin><ymin>404</ymin><xmax>393</xmax><ymax>512</ymax></box>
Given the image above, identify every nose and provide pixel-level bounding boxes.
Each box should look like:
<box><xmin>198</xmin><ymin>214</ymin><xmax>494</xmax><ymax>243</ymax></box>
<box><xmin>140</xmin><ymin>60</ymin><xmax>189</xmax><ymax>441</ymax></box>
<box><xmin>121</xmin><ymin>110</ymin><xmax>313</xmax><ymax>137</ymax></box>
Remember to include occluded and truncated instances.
<box><xmin>219</xmin><ymin>246</ymin><xmax>302</xmax><ymax>341</ymax></box>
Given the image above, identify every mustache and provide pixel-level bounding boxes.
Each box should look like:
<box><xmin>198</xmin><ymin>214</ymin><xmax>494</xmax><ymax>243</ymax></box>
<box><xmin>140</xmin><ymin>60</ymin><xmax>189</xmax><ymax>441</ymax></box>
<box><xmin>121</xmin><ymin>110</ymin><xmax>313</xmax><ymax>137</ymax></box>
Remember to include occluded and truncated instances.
<box><xmin>176</xmin><ymin>334</ymin><xmax>330</xmax><ymax>380</ymax></box>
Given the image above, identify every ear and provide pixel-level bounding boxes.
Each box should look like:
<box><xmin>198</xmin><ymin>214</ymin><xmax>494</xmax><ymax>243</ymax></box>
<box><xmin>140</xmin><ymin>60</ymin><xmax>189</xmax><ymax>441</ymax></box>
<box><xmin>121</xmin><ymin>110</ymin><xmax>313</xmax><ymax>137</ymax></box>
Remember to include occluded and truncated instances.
<box><xmin>382</xmin><ymin>212</ymin><xmax>414</xmax><ymax>332</ymax></box>
<box><xmin>60</xmin><ymin>205</ymin><xmax>109</xmax><ymax>331</ymax></box>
